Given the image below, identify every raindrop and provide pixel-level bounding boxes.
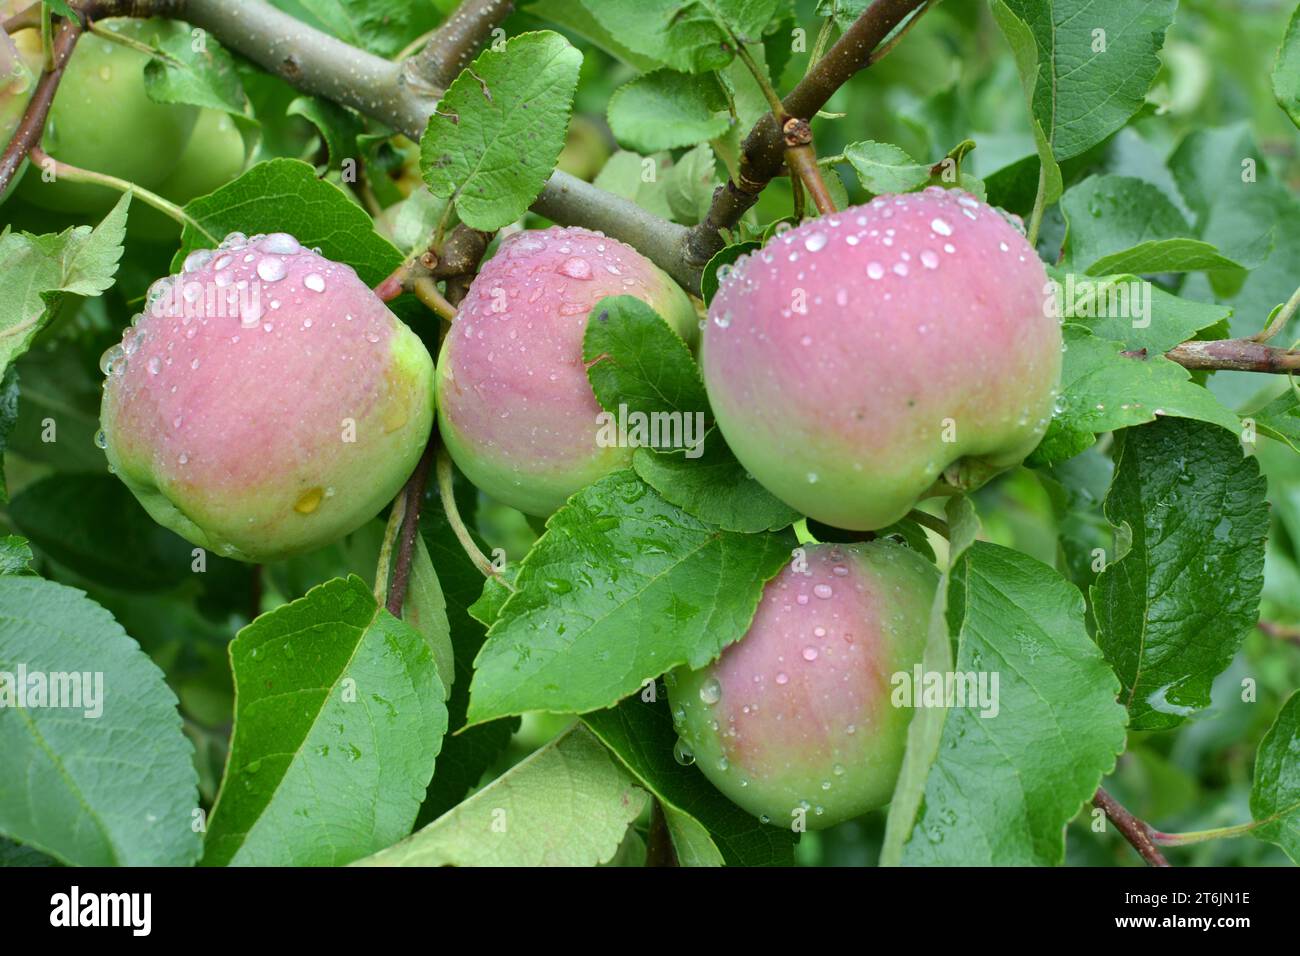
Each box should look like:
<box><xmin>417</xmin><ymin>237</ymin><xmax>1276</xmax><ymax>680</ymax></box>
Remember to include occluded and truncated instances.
<box><xmin>813</xmin><ymin>584</ymin><xmax>833</xmax><ymax>599</ymax></box>
<box><xmin>257</xmin><ymin>258</ymin><xmax>287</xmax><ymax>282</ymax></box>
<box><xmin>867</xmin><ymin>262</ymin><xmax>884</xmax><ymax>280</ymax></box>
<box><xmin>303</xmin><ymin>273</ymin><xmax>326</xmax><ymax>293</ymax></box>
<box><xmin>699</xmin><ymin>677</ymin><xmax>722</xmax><ymax>705</ymax></box>
<box><xmin>930</xmin><ymin>217</ymin><xmax>953</xmax><ymax>236</ymax></box>
<box><xmin>672</xmin><ymin>738</ymin><xmax>695</xmax><ymax>766</ymax></box>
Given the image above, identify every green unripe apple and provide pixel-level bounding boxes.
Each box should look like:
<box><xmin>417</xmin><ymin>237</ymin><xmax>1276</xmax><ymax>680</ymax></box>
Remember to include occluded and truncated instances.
<box><xmin>667</xmin><ymin>541</ymin><xmax>937</xmax><ymax>829</ymax></box>
<box><xmin>18</xmin><ymin>19</ymin><xmax>198</xmax><ymax>215</ymax></box>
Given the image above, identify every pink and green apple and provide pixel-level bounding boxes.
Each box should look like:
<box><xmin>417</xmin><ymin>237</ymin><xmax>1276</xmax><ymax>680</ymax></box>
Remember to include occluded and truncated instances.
<box><xmin>667</xmin><ymin>540</ymin><xmax>938</xmax><ymax>829</ymax></box>
<box><xmin>702</xmin><ymin>188</ymin><xmax>1061</xmax><ymax>531</ymax></box>
<box><xmin>436</xmin><ymin>226</ymin><xmax>697</xmax><ymax>517</ymax></box>
<box><xmin>99</xmin><ymin>233</ymin><xmax>434</xmax><ymax>562</ymax></box>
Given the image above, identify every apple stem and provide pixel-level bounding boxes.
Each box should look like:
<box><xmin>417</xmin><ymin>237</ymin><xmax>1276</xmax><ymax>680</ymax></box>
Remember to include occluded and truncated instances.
<box><xmin>412</xmin><ymin>277</ymin><xmax>458</xmax><ymax>322</ymax></box>
<box><xmin>27</xmin><ymin>145</ymin><xmax>218</xmax><ymax>243</ymax></box>
<box><xmin>436</xmin><ymin>446</ymin><xmax>509</xmax><ymax>584</ymax></box>
<box><xmin>1148</xmin><ymin>821</ymin><xmax>1261</xmax><ymax>848</ymax></box>
<box><xmin>384</xmin><ymin>438</ymin><xmax>437</xmax><ymax>616</ymax></box>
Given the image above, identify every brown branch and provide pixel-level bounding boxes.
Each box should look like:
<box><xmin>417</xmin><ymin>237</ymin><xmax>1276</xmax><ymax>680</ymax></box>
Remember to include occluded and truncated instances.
<box><xmin>3</xmin><ymin>2</ymin><xmax>41</xmax><ymax>33</ymax></box>
<box><xmin>681</xmin><ymin>0</ymin><xmax>929</xmax><ymax>268</ymax></box>
<box><xmin>1093</xmin><ymin>788</ymin><xmax>1171</xmax><ymax>867</ymax></box>
<box><xmin>644</xmin><ymin>800</ymin><xmax>679</xmax><ymax>867</ymax></box>
<box><xmin>384</xmin><ymin>435</ymin><xmax>436</xmax><ymax>616</ymax></box>
<box><xmin>1162</xmin><ymin>339</ymin><xmax>1300</xmax><ymax>374</ymax></box>
<box><xmin>401</xmin><ymin>0</ymin><xmax>513</xmax><ymax>95</ymax></box>
<box><xmin>1258</xmin><ymin>620</ymin><xmax>1300</xmax><ymax>646</ymax></box>
<box><xmin>0</xmin><ymin>16</ymin><xmax>82</xmax><ymax>196</ymax></box>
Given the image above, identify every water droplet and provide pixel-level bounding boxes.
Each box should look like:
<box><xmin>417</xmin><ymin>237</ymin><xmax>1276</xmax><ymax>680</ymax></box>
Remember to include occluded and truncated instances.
<box><xmin>813</xmin><ymin>584</ymin><xmax>833</xmax><ymax>599</ymax></box>
<box><xmin>558</xmin><ymin>256</ymin><xmax>592</xmax><ymax>280</ymax></box>
<box><xmin>775</xmin><ymin>672</ymin><xmax>789</xmax><ymax>685</ymax></box>
<box><xmin>713</xmin><ymin>310</ymin><xmax>732</xmax><ymax>329</ymax></box>
<box><xmin>294</xmin><ymin>487</ymin><xmax>325</xmax><ymax>514</ymax></box>
<box><xmin>699</xmin><ymin>677</ymin><xmax>722</xmax><ymax>705</ymax></box>
<box><xmin>802</xmin><ymin>646</ymin><xmax>819</xmax><ymax>661</ymax></box>
<box><xmin>146</xmin><ymin>356</ymin><xmax>161</xmax><ymax>375</ymax></box>
<box><xmin>257</xmin><ymin>258</ymin><xmax>286</xmax><ymax>282</ymax></box>
<box><xmin>867</xmin><ymin>262</ymin><xmax>884</xmax><ymax>280</ymax></box>
<box><xmin>672</xmin><ymin>738</ymin><xmax>695</xmax><ymax>766</ymax></box>
<box><xmin>804</xmin><ymin>231</ymin><xmax>828</xmax><ymax>252</ymax></box>
<box><xmin>93</xmin><ymin>429</ymin><xmax>107</xmax><ymax>449</ymax></box>
<box><xmin>920</xmin><ymin>249</ymin><xmax>939</xmax><ymax>269</ymax></box>
<box><xmin>183</xmin><ymin>248</ymin><xmax>213</xmax><ymax>272</ymax></box>
<box><xmin>303</xmin><ymin>273</ymin><xmax>326</xmax><ymax>293</ymax></box>
<box><xmin>930</xmin><ymin>217</ymin><xmax>953</xmax><ymax>236</ymax></box>
<box><xmin>261</xmin><ymin>233</ymin><xmax>300</xmax><ymax>255</ymax></box>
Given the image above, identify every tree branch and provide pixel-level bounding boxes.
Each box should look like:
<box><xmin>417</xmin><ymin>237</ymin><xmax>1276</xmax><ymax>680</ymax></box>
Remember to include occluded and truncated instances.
<box><xmin>1093</xmin><ymin>788</ymin><xmax>1171</xmax><ymax>867</ymax></box>
<box><xmin>1163</xmin><ymin>338</ymin><xmax>1300</xmax><ymax>374</ymax></box>
<box><xmin>0</xmin><ymin>16</ymin><xmax>82</xmax><ymax>196</ymax></box>
<box><xmin>384</xmin><ymin>436</ymin><xmax>436</xmax><ymax>616</ymax></box>
<box><xmin>401</xmin><ymin>0</ymin><xmax>513</xmax><ymax>96</ymax></box>
<box><xmin>681</xmin><ymin>0</ymin><xmax>930</xmax><ymax>269</ymax></box>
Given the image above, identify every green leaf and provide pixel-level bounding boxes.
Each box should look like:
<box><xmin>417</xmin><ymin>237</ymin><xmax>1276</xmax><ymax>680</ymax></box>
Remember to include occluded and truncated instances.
<box><xmin>1251</xmin><ymin>691</ymin><xmax>1300</xmax><ymax>863</ymax></box>
<box><xmin>663</xmin><ymin>143</ymin><xmax>718</xmax><ymax>225</ymax></box>
<box><xmin>173</xmin><ymin>159</ymin><xmax>401</xmax><ymax>285</ymax></box>
<box><xmin>421</xmin><ymin>31</ymin><xmax>582</xmax><ymax>231</ymax></box>
<box><xmin>525</xmin><ymin>0</ymin><xmax>668</xmax><ymax>71</ymax></box>
<box><xmin>1050</xmin><ymin>269</ymin><xmax>1233</xmax><ymax>354</ymax></box>
<box><xmin>1061</xmin><ymin>175</ymin><xmax>1243</xmax><ymax>276</ymax></box>
<box><xmin>140</xmin><ymin>20</ymin><xmax>254</xmax><ymax>129</ymax></box>
<box><xmin>701</xmin><ymin>240</ymin><xmax>760</xmax><ymax>306</ymax></box>
<box><xmin>0</xmin><ymin>365</ymin><xmax>16</xmax><ymax>503</ymax></box>
<box><xmin>1251</xmin><ymin>388</ymin><xmax>1300</xmax><ymax>454</ymax></box>
<box><xmin>632</xmin><ymin>429</ymin><xmax>800</xmax><ymax>533</ymax></box>
<box><xmin>203</xmin><ymin>575</ymin><xmax>447</xmax><ymax>866</ymax></box>
<box><xmin>899</xmin><ymin>543</ymin><xmax>1128</xmax><ymax>865</ymax></box>
<box><xmin>8</xmin><ymin>474</ymin><xmax>200</xmax><ymax>593</ymax></box>
<box><xmin>287</xmin><ymin>96</ymin><xmax>366</xmax><ymax>168</ymax></box>
<box><xmin>404</xmin><ymin>536</ymin><xmax>455</xmax><ymax>698</ymax></box>
<box><xmin>992</xmin><ymin>0</ymin><xmax>1176</xmax><ymax>162</ymax></box>
<box><xmin>0</xmin><ymin>536</ymin><xmax>33</xmax><ymax>575</ymax></box>
<box><xmin>881</xmin><ymin>496</ymin><xmax>979</xmax><ymax>866</ymax></box>
<box><xmin>988</xmin><ymin>0</ymin><xmax>1062</xmax><ymax>207</ymax></box>
<box><xmin>1274</xmin><ymin>5</ymin><xmax>1300</xmax><ymax>129</ymax></box>
<box><xmin>1092</xmin><ymin>418</ymin><xmax>1269</xmax><ymax>732</ymax></box>
<box><xmin>1028</xmin><ymin>325</ymin><xmax>1241</xmax><ymax>467</ymax></box>
<box><xmin>293</xmin><ymin>0</ymin><xmax>442</xmax><ymax>57</ymax></box>
<box><xmin>415</xmin><ymin>490</ymin><xmax>520</xmax><ymax>826</ymax></box>
<box><xmin>608</xmin><ymin>70</ymin><xmax>730</xmax><ymax>153</ymax></box>
<box><xmin>844</xmin><ymin>140</ymin><xmax>932</xmax><ymax>195</ymax></box>
<box><xmin>355</xmin><ymin>724</ymin><xmax>647</xmax><ymax>866</ymax></box>
<box><xmin>466</xmin><ymin>470</ymin><xmax>796</xmax><ymax>724</ymax></box>
<box><xmin>584</xmin><ymin>0</ymin><xmax>783</xmax><ymax>74</ymax></box>
<box><xmin>592</xmin><ymin>150</ymin><xmax>675</xmax><ymax>220</ymax></box>
<box><xmin>583</xmin><ymin>296</ymin><xmax>709</xmax><ymax>426</ymax></box>
<box><xmin>0</xmin><ymin>576</ymin><xmax>201</xmax><ymax>865</ymax></box>
<box><xmin>583</xmin><ymin>693</ymin><xmax>797</xmax><ymax>866</ymax></box>
<box><xmin>0</xmin><ymin>194</ymin><xmax>129</xmax><ymax>376</ymax></box>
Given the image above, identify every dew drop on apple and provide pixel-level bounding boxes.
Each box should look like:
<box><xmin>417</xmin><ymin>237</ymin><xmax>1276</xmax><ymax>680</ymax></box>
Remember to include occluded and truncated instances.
<box><xmin>672</xmin><ymin>738</ymin><xmax>696</xmax><ymax>766</ymax></box>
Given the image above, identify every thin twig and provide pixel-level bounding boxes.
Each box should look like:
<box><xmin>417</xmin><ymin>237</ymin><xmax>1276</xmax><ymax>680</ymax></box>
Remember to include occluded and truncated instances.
<box><xmin>384</xmin><ymin>437</ymin><xmax>436</xmax><ymax>616</ymax></box>
<box><xmin>1093</xmin><ymin>788</ymin><xmax>1171</xmax><ymax>867</ymax></box>
<box><xmin>0</xmin><ymin>16</ymin><xmax>81</xmax><ymax>196</ymax></box>
<box><xmin>682</xmin><ymin>0</ymin><xmax>929</xmax><ymax>269</ymax></box>
<box><xmin>1250</xmin><ymin>285</ymin><xmax>1300</xmax><ymax>343</ymax></box>
<box><xmin>1258</xmin><ymin>620</ymin><xmax>1300</xmax><ymax>646</ymax></box>
<box><xmin>29</xmin><ymin>145</ymin><xmax>217</xmax><ymax>242</ymax></box>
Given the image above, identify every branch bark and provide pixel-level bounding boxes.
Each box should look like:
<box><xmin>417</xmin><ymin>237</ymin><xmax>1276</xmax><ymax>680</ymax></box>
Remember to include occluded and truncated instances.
<box><xmin>1093</xmin><ymin>788</ymin><xmax>1171</xmax><ymax>867</ymax></box>
<box><xmin>0</xmin><ymin>16</ymin><xmax>82</xmax><ymax>196</ymax></box>
<box><xmin>401</xmin><ymin>0</ymin><xmax>513</xmax><ymax>96</ymax></box>
<box><xmin>1164</xmin><ymin>338</ymin><xmax>1300</xmax><ymax>374</ymax></box>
